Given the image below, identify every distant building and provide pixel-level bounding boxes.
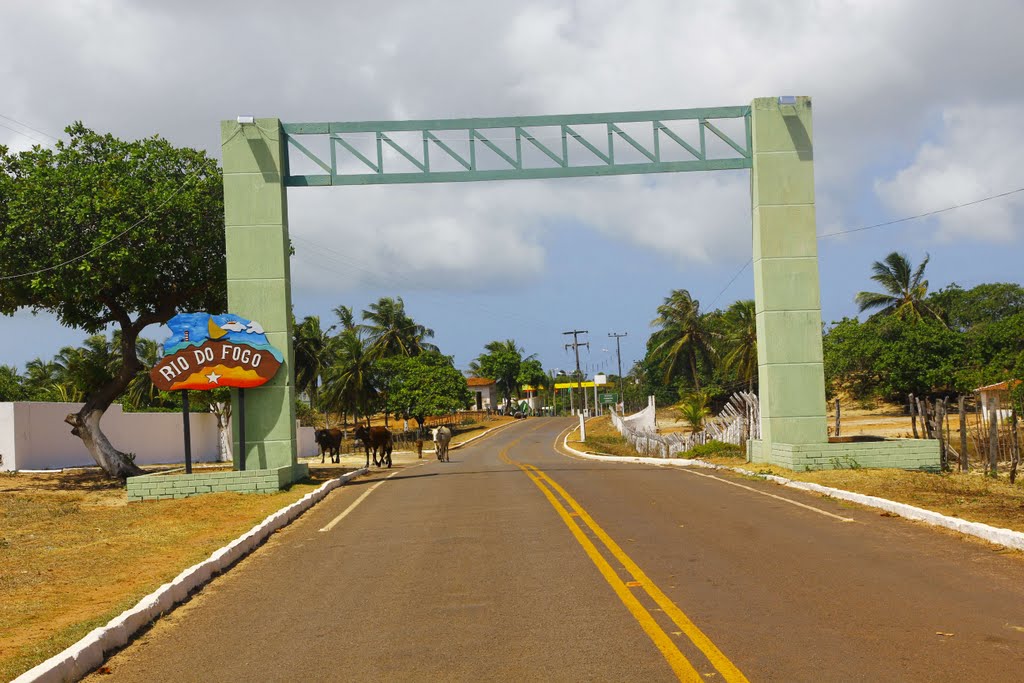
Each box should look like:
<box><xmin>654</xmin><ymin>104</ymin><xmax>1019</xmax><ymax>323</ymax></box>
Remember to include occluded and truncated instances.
<box><xmin>975</xmin><ymin>379</ymin><xmax>1020</xmax><ymax>422</ymax></box>
<box><xmin>467</xmin><ymin>377</ymin><xmax>499</xmax><ymax>411</ymax></box>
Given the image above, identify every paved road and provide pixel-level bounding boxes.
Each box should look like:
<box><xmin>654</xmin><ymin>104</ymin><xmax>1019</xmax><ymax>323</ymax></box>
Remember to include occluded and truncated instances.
<box><xmin>93</xmin><ymin>418</ymin><xmax>1024</xmax><ymax>681</ymax></box>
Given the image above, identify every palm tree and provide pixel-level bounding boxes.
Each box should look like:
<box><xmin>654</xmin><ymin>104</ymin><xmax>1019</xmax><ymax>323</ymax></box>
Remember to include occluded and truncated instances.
<box><xmin>293</xmin><ymin>315</ymin><xmax>335</xmax><ymax>420</ymax></box>
<box><xmin>359</xmin><ymin>296</ymin><xmax>438</xmax><ymax>359</ymax></box>
<box><xmin>24</xmin><ymin>358</ymin><xmax>62</xmax><ymax>401</ymax></box>
<box><xmin>122</xmin><ymin>337</ymin><xmax>167</xmax><ymax>410</ymax></box>
<box><xmin>321</xmin><ymin>329</ymin><xmax>378</xmax><ymax>427</ymax></box>
<box><xmin>332</xmin><ymin>304</ymin><xmax>357</xmax><ymax>332</ymax></box>
<box><xmin>649</xmin><ymin>289</ymin><xmax>717</xmax><ymax>390</ymax></box>
<box><xmin>55</xmin><ymin>335</ymin><xmax>119</xmax><ymax>401</ymax></box>
<box><xmin>721</xmin><ymin>299</ymin><xmax>758</xmax><ymax>392</ymax></box>
<box><xmin>677</xmin><ymin>390</ymin><xmax>712</xmax><ymax>433</ymax></box>
<box><xmin>855</xmin><ymin>252</ymin><xmax>942</xmax><ymax>322</ymax></box>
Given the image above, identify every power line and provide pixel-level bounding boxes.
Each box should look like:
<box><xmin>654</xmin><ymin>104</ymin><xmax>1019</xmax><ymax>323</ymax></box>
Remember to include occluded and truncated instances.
<box><xmin>0</xmin><ymin>114</ymin><xmax>60</xmax><ymax>142</ymax></box>
<box><xmin>706</xmin><ymin>183</ymin><xmax>1024</xmax><ymax>309</ymax></box>
<box><xmin>0</xmin><ymin>121</ymin><xmax>50</xmax><ymax>146</ymax></box>
<box><xmin>818</xmin><ymin>185</ymin><xmax>1024</xmax><ymax>239</ymax></box>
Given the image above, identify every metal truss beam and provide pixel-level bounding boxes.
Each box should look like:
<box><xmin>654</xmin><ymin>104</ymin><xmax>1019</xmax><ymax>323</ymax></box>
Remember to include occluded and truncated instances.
<box><xmin>282</xmin><ymin>106</ymin><xmax>752</xmax><ymax>187</ymax></box>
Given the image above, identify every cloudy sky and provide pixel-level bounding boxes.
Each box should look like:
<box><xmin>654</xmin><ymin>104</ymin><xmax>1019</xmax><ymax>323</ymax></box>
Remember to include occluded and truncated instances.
<box><xmin>2</xmin><ymin>0</ymin><xmax>1023</xmax><ymax>377</ymax></box>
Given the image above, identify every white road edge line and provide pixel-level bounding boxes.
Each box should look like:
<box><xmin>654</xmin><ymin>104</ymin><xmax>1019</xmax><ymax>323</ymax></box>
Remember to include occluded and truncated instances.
<box><xmin>557</xmin><ymin>425</ymin><xmax>852</xmax><ymax>522</ymax></box>
<box><xmin>678</xmin><ymin>467</ymin><xmax>855</xmax><ymax>522</ymax></box>
<box><xmin>320</xmin><ymin>467</ymin><xmax>407</xmax><ymax>532</ymax></box>
<box><xmin>559</xmin><ymin>432</ymin><xmax>1024</xmax><ymax>552</ymax></box>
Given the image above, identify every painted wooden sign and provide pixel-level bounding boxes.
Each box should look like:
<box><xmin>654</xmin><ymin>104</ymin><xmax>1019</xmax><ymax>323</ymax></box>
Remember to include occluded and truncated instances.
<box><xmin>150</xmin><ymin>313</ymin><xmax>283</xmax><ymax>391</ymax></box>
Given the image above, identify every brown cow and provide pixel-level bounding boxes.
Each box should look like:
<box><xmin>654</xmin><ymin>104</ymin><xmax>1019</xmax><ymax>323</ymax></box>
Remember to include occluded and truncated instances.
<box><xmin>354</xmin><ymin>425</ymin><xmax>393</xmax><ymax>468</ymax></box>
<box><xmin>314</xmin><ymin>428</ymin><xmax>344</xmax><ymax>463</ymax></box>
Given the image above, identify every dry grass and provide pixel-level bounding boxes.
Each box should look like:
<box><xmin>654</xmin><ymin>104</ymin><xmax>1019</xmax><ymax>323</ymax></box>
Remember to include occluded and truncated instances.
<box><xmin>567</xmin><ymin>416</ymin><xmax>645</xmax><ymax>457</ymax></box>
<box><xmin>0</xmin><ymin>467</ymin><xmax>342</xmax><ymax>681</ymax></box>
<box><xmin>572</xmin><ymin>415</ymin><xmax>1024</xmax><ymax>535</ymax></box>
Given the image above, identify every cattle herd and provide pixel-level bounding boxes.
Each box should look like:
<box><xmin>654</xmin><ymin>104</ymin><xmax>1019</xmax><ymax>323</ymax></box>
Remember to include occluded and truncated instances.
<box><xmin>314</xmin><ymin>424</ymin><xmax>457</xmax><ymax>468</ymax></box>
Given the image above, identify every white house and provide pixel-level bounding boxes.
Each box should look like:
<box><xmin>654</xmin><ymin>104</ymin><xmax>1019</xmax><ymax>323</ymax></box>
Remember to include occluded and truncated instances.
<box><xmin>467</xmin><ymin>377</ymin><xmax>499</xmax><ymax>411</ymax></box>
<box><xmin>976</xmin><ymin>380</ymin><xmax>1020</xmax><ymax>422</ymax></box>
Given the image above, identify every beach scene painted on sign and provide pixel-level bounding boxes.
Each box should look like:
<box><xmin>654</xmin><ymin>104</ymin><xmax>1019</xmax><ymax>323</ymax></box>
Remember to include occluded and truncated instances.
<box><xmin>150</xmin><ymin>312</ymin><xmax>283</xmax><ymax>391</ymax></box>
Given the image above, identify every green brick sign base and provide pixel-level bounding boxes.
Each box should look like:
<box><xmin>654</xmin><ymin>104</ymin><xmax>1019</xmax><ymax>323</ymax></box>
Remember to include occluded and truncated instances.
<box><xmin>126</xmin><ymin>464</ymin><xmax>309</xmax><ymax>502</ymax></box>
<box><xmin>747</xmin><ymin>439</ymin><xmax>940</xmax><ymax>472</ymax></box>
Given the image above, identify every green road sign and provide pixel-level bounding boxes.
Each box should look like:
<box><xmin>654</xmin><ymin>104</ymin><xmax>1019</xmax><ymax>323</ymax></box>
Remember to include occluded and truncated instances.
<box><xmin>600</xmin><ymin>393</ymin><xmax>618</xmax><ymax>404</ymax></box>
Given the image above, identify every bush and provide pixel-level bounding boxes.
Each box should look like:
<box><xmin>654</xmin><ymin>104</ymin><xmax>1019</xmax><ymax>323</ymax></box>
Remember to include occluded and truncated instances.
<box><xmin>686</xmin><ymin>440</ymin><xmax>743</xmax><ymax>458</ymax></box>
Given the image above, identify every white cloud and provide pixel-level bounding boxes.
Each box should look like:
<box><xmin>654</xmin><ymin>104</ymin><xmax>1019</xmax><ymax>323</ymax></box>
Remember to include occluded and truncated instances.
<box><xmin>875</xmin><ymin>105</ymin><xmax>1024</xmax><ymax>242</ymax></box>
<box><xmin>3</xmin><ymin>0</ymin><xmax>1024</xmax><ymax>301</ymax></box>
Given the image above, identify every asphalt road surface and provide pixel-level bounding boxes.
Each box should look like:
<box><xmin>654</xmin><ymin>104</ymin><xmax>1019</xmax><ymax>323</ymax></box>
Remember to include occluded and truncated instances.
<box><xmin>91</xmin><ymin>418</ymin><xmax>1024</xmax><ymax>682</ymax></box>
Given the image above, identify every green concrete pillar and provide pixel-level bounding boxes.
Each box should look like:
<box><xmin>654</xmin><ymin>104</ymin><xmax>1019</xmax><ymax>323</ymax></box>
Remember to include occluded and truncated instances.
<box><xmin>750</xmin><ymin>97</ymin><xmax>827</xmax><ymax>447</ymax></box>
<box><xmin>220</xmin><ymin>118</ymin><xmax>298</xmax><ymax>474</ymax></box>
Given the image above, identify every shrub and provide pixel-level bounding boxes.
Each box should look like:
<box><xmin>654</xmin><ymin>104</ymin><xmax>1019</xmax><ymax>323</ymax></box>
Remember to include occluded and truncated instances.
<box><xmin>686</xmin><ymin>440</ymin><xmax>743</xmax><ymax>458</ymax></box>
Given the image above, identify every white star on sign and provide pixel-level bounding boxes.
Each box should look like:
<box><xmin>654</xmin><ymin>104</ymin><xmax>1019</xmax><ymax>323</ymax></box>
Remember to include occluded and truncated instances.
<box><xmin>205</xmin><ymin>371</ymin><xmax>222</xmax><ymax>384</ymax></box>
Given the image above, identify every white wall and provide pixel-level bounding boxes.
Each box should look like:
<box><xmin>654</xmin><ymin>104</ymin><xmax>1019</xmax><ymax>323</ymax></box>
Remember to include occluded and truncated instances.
<box><xmin>0</xmin><ymin>402</ymin><xmax>320</xmax><ymax>471</ymax></box>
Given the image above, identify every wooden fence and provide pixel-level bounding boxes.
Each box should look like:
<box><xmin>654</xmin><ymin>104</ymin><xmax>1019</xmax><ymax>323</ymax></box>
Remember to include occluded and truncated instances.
<box><xmin>610</xmin><ymin>392</ymin><xmax>760</xmax><ymax>458</ymax></box>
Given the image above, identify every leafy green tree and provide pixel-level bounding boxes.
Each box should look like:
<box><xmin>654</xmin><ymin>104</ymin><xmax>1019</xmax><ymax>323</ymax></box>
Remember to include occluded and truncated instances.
<box><xmin>648</xmin><ymin>289</ymin><xmax>717</xmax><ymax>390</ymax></box>
<box><xmin>473</xmin><ymin>339</ymin><xmax>532</xmax><ymax>409</ymax></box>
<box><xmin>518</xmin><ymin>358</ymin><xmax>550</xmax><ymax>411</ymax></box>
<box><xmin>0</xmin><ymin>124</ymin><xmax>225</xmax><ymax>479</ymax></box>
<box><xmin>0</xmin><ymin>365</ymin><xmax>27</xmax><ymax>401</ymax></box>
<box><xmin>854</xmin><ymin>251</ymin><xmax>941</xmax><ymax>322</ymax></box>
<box><xmin>929</xmin><ymin>282</ymin><xmax>1024</xmax><ymax>332</ymax></box>
<box><xmin>824</xmin><ymin>316</ymin><xmax>966</xmax><ymax>402</ymax></box>
<box><xmin>823</xmin><ymin>317</ymin><xmax>882</xmax><ymax>401</ymax></box>
<box><xmin>380</xmin><ymin>351</ymin><xmax>471</xmax><ymax>427</ymax></box>
<box><xmin>956</xmin><ymin>312</ymin><xmax>1024</xmax><ymax>389</ymax></box>
<box><xmin>360</xmin><ymin>296</ymin><xmax>437</xmax><ymax>359</ymax></box>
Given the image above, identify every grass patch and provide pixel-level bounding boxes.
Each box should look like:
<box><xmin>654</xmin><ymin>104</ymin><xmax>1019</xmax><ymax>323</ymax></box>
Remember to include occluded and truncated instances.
<box><xmin>567</xmin><ymin>417</ymin><xmax>643</xmax><ymax>457</ymax></box>
<box><xmin>0</xmin><ymin>468</ymin><xmax>332</xmax><ymax>681</ymax></box>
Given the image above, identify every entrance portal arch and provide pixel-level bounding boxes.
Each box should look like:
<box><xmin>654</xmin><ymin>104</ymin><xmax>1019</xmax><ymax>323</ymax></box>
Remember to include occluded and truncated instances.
<box><xmin>220</xmin><ymin>97</ymin><xmax>937</xmax><ymax>484</ymax></box>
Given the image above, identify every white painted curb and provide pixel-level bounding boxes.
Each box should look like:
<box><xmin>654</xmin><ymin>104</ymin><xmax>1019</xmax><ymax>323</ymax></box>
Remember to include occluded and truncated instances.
<box><xmin>12</xmin><ymin>467</ymin><xmax>369</xmax><ymax>683</ymax></box>
<box><xmin>561</xmin><ymin>435</ymin><xmax>1024</xmax><ymax>553</ymax></box>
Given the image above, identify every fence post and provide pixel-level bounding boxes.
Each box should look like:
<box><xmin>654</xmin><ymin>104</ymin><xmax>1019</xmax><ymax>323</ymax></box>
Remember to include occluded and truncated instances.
<box><xmin>937</xmin><ymin>399</ymin><xmax>947</xmax><ymax>471</ymax></box>
<box><xmin>958</xmin><ymin>396</ymin><xmax>968</xmax><ymax>472</ymax></box>
<box><xmin>1010</xmin><ymin>408</ymin><xmax>1019</xmax><ymax>484</ymax></box>
<box><xmin>988</xmin><ymin>398</ymin><xmax>999</xmax><ymax>477</ymax></box>
<box><xmin>909</xmin><ymin>394</ymin><xmax>918</xmax><ymax>439</ymax></box>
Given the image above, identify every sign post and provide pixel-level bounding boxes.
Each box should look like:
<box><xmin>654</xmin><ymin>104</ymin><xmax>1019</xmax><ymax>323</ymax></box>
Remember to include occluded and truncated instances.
<box><xmin>181</xmin><ymin>390</ymin><xmax>192</xmax><ymax>474</ymax></box>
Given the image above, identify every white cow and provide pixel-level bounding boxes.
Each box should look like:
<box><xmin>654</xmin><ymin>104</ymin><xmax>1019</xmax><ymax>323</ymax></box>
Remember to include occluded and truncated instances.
<box><xmin>431</xmin><ymin>426</ymin><xmax>452</xmax><ymax>462</ymax></box>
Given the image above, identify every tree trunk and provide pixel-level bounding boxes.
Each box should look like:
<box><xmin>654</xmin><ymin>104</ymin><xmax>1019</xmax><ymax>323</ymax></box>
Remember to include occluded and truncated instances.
<box><xmin>64</xmin><ymin>407</ymin><xmax>143</xmax><ymax>480</ymax></box>
<box><xmin>211</xmin><ymin>401</ymin><xmax>232</xmax><ymax>462</ymax></box>
<box><xmin>63</xmin><ymin>306</ymin><xmax>167</xmax><ymax>481</ymax></box>
<box><xmin>909</xmin><ymin>394</ymin><xmax>919</xmax><ymax>439</ymax></box>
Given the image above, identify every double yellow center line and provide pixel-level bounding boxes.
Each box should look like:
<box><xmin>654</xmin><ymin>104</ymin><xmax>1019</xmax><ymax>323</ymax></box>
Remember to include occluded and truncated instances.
<box><xmin>500</xmin><ymin>439</ymin><xmax>749</xmax><ymax>683</ymax></box>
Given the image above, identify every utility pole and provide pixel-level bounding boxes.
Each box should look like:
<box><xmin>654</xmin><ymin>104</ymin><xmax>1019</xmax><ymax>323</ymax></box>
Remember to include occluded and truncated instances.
<box><xmin>564</xmin><ymin>329</ymin><xmax>589</xmax><ymax>416</ymax></box>
<box><xmin>609</xmin><ymin>332</ymin><xmax>627</xmax><ymax>412</ymax></box>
